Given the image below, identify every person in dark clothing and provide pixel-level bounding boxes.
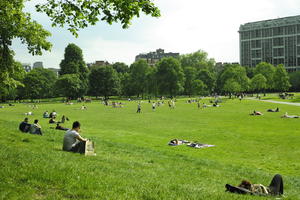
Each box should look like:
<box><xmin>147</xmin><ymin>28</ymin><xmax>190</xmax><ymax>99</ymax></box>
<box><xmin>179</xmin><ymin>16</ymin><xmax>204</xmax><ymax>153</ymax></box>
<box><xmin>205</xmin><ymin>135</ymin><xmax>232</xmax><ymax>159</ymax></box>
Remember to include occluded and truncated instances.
<box><xmin>19</xmin><ymin>118</ymin><xmax>31</xmax><ymax>133</ymax></box>
<box><xmin>56</xmin><ymin>123</ymin><xmax>69</xmax><ymax>131</ymax></box>
<box><xmin>225</xmin><ymin>174</ymin><xmax>283</xmax><ymax>196</ymax></box>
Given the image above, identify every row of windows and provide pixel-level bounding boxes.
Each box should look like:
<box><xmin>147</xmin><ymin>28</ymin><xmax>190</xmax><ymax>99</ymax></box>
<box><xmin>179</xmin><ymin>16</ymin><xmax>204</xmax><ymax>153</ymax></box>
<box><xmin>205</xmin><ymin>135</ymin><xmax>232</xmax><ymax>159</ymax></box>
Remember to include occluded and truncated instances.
<box><xmin>240</xmin><ymin>24</ymin><xmax>300</xmax><ymax>39</ymax></box>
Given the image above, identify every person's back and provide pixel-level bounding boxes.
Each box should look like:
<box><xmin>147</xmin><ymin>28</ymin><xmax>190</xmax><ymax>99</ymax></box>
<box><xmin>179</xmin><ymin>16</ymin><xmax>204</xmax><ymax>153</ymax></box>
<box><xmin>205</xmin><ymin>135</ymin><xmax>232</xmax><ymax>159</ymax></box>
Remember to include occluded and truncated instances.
<box><xmin>19</xmin><ymin>118</ymin><xmax>30</xmax><ymax>132</ymax></box>
<box><xmin>63</xmin><ymin>129</ymin><xmax>79</xmax><ymax>151</ymax></box>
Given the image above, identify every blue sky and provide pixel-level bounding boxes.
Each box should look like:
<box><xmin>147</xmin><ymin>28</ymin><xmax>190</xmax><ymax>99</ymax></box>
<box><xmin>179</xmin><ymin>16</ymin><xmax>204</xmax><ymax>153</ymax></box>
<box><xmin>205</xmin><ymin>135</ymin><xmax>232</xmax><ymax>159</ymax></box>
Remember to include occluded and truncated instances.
<box><xmin>12</xmin><ymin>0</ymin><xmax>300</xmax><ymax>69</ymax></box>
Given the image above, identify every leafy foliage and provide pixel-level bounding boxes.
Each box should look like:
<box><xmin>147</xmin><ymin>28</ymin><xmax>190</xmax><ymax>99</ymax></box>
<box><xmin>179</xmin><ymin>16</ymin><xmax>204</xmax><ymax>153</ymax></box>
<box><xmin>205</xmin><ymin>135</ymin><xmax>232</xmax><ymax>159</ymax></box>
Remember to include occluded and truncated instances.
<box><xmin>88</xmin><ymin>65</ymin><xmax>120</xmax><ymax>99</ymax></box>
<box><xmin>36</xmin><ymin>0</ymin><xmax>161</xmax><ymax>37</ymax></box>
<box><xmin>273</xmin><ymin>64</ymin><xmax>291</xmax><ymax>92</ymax></box>
<box><xmin>250</xmin><ymin>74</ymin><xmax>267</xmax><ymax>93</ymax></box>
<box><xmin>55</xmin><ymin>74</ymin><xmax>82</xmax><ymax>99</ymax></box>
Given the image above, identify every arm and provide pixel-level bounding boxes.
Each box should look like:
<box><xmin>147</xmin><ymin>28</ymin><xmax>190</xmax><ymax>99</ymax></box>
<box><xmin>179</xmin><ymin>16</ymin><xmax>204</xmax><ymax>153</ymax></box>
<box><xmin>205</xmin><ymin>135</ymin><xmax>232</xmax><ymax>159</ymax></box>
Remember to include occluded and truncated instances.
<box><xmin>76</xmin><ymin>134</ymin><xmax>87</xmax><ymax>142</ymax></box>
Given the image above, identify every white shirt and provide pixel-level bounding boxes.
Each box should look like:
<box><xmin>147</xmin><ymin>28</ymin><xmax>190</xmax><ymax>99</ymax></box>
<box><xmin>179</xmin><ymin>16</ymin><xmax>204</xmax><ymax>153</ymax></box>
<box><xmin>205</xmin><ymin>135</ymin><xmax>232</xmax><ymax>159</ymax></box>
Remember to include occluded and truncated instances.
<box><xmin>63</xmin><ymin>129</ymin><xmax>80</xmax><ymax>151</ymax></box>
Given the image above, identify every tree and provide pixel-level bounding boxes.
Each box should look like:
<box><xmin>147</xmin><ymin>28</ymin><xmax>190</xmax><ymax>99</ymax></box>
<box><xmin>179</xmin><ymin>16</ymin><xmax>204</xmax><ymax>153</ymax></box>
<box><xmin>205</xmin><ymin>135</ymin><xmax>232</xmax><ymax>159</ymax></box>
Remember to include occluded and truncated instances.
<box><xmin>59</xmin><ymin>43</ymin><xmax>89</xmax><ymax>97</ymax></box>
<box><xmin>183</xmin><ymin>67</ymin><xmax>197</xmax><ymax>96</ymax></box>
<box><xmin>1</xmin><ymin>0</ymin><xmax>160</xmax><ymax>91</ymax></box>
<box><xmin>88</xmin><ymin>66</ymin><xmax>120</xmax><ymax>99</ymax></box>
<box><xmin>0</xmin><ymin>0</ymin><xmax>51</xmax><ymax>89</ymax></box>
<box><xmin>36</xmin><ymin>0</ymin><xmax>160</xmax><ymax>37</ymax></box>
<box><xmin>192</xmin><ymin>79</ymin><xmax>207</xmax><ymax>96</ymax></box>
<box><xmin>129</xmin><ymin>60</ymin><xmax>150</xmax><ymax>98</ymax></box>
<box><xmin>180</xmin><ymin>50</ymin><xmax>215</xmax><ymax>71</ymax></box>
<box><xmin>223</xmin><ymin>79</ymin><xmax>242</xmax><ymax>98</ymax></box>
<box><xmin>250</xmin><ymin>74</ymin><xmax>267</xmax><ymax>93</ymax></box>
<box><xmin>0</xmin><ymin>61</ymin><xmax>25</xmax><ymax>102</ymax></box>
<box><xmin>55</xmin><ymin>74</ymin><xmax>82</xmax><ymax>99</ymax></box>
<box><xmin>112</xmin><ymin>62</ymin><xmax>129</xmax><ymax>74</ymax></box>
<box><xmin>254</xmin><ymin>62</ymin><xmax>276</xmax><ymax>90</ymax></box>
<box><xmin>289</xmin><ymin>71</ymin><xmax>300</xmax><ymax>91</ymax></box>
<box><xmin>218</xmin><ymin>64</ymin><xmax>249</xmax><ymax>93</ymax></box>
<box><xmin>20</xmin><ymin>68</ymin><xmax>57</xmax><ymax>100</ymax></box>
<box><xmin>197</xmin><ymin>68</ymin><xmax>216</xmax><ymax>93</ymax></box>
<box><xmin>156</xmin><ymin>57</ymin><xmax>185</xmax><ymax>97</ymax></box>
<box><xmin>273</xmin><ymin>64</ymin><xmax>291</xmax><ymax>92</ymax></box>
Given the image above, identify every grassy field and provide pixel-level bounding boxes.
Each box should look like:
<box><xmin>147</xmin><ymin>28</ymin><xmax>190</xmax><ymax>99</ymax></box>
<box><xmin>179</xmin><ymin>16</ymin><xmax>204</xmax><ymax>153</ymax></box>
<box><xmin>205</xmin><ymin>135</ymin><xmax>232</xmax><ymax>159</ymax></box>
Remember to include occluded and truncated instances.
<box><xmin>0</xmin><ymin>98</ymin><xmax>299</xmax><ymax>200</ymax></box>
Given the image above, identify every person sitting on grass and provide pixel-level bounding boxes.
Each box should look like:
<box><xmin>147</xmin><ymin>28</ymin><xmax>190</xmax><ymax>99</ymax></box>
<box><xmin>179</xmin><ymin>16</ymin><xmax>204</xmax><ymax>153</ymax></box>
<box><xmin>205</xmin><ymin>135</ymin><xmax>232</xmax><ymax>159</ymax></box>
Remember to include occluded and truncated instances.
<box><xmin>49</xmin><ymin>117</ymin><xmax>56</xmax><ymax>124</ymax></box>
<box><xmin>225</xmin><ymin>174</ymin><xmax>283</xmax><ymax>196</ymax></box>
<box><xmin>19</xmin><ymin>117</ymin><xmax>31</xmax><ymax>133</ymax></box>
<box><xmin>29</xmin><ymin>119</ymin><xmax>42</xmax><ymax>135</ymax></box>
<box><xmin>43</xmin><ymin>111</ymin><xmax>49</xmax><ymax>118</ymax></box>
<box><xmin>267</xmin><ymin>107</ymin><xmax>279</xmax><ymax>112</ymax></box>
<box><xmin>281</xmin><ymin>112</ymin><xmax>299</xmax><ymax>118</ymax></box>
<box><xmin>62</xmin><ymin>121</ymin><xmax>88</xmax><ymax>154</ymax></box>
<box><xmin>250</xmin><ymin>110</ymin><xmax>263</xmax><ymax>115</ymax></box>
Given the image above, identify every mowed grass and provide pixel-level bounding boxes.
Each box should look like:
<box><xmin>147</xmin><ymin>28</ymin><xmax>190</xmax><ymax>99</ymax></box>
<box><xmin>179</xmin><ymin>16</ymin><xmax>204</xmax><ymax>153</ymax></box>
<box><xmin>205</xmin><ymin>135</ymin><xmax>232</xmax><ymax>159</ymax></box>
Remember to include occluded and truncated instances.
<box><xmin>0</xmin><ymin>98</ymin><xmax>300</xmax><ymax>200</ymax></box>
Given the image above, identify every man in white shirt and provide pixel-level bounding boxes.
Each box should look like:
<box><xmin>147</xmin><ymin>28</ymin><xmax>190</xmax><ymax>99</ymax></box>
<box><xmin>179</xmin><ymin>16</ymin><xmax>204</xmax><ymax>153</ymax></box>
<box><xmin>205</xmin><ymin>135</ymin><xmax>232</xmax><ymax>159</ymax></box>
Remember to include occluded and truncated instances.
<box><xmin>63</xmin><ymin>121</ymin><xmax>88</xmax><ymax>153</ymax></box>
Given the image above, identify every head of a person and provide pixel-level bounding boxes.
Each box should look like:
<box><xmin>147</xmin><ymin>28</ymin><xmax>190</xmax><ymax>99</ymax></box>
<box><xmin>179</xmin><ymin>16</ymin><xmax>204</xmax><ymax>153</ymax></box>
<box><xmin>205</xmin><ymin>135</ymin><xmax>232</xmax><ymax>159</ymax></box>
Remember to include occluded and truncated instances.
<box><xmin>72</xmin><ymin>121</ymin><xmax>81</xmax><ymax>131</ymax></box>
<box><xmin>24</xmin><ymin>117</ymin><xmax>28</xmax><ymax>122</ymax></box>
<box><xmin>34</xmin><ymin>119</ymin><xmax>38</xmax><ymax>124</ymax></box>
<box><xmin>238</xmin><ymin>180</ymin><xmax>252</xmax><ymax>190</ymax></box>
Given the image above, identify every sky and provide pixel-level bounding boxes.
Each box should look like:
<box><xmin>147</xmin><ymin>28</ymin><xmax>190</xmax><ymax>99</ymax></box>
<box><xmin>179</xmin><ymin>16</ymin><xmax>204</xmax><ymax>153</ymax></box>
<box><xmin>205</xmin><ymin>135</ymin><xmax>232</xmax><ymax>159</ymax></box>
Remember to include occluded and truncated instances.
<box><xmin>12</xmin><ymin>0</ymin><xmax>300</xmax><ymax>69</ymax></box>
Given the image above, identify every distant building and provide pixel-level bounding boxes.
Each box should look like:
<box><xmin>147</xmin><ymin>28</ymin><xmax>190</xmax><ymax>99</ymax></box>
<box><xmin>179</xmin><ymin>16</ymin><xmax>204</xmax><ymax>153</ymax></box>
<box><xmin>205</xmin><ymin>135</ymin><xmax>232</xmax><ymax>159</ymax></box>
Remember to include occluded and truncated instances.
<box><xmin>47</xmin><ymin>68</ymin><xmax>60</xmax><ymax>77</ymax></box>
<box><xmin>87</xmin><ymin>60</ymin><xmax>110</xmax><ymax>69</ymax></box>
<box><xmin>22</xmin><ymin>63</ymin><xmax>31</xmax><ymax>72</ymax></box>
<box><xmin>239</xmin><ymin>15</ymin><xmax>300</xmax><ymax>71</ymax></box>
<box><xmin>135</xmin><ymin>48</ymin><xmax>180</xmax><ymax>66</ymax></box>
<box><xmin>33</xmin><ymin>61</ymin><xmax>44</xmax><ymax>69</ymax></box>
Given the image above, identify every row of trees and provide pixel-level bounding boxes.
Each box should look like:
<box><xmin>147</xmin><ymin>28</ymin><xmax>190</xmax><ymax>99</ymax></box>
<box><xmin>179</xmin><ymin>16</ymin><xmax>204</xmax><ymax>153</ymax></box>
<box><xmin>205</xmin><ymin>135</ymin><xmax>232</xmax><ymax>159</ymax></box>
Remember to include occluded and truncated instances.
<box><xmin>1</xmin><ymin>43</ymin><xmax>295</xmax><ymax>101</ymax></box>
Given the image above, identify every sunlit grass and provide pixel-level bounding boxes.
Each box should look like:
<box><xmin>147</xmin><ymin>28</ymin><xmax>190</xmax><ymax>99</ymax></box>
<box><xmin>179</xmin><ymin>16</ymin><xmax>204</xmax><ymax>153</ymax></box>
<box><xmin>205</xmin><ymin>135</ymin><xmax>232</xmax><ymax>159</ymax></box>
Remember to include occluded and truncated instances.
<box><xmin>0</xmin><ymin>98</ymin><xmax>299</xmax><ymax>199</ymax></box>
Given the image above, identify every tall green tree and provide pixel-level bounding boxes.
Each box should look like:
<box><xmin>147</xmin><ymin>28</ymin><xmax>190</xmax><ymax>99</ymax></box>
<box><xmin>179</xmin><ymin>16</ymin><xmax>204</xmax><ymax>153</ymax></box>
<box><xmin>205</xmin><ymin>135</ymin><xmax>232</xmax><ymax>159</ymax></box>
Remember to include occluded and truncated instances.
<box><xmin>59</xmin><ymin>43</ymin><xmax>89</xmax><ymax>97</ymax></box>
<box><xmin>112</xmin><ymin>62</ymin><xmax>129</xmax><ymax>74</ymax></box>
<box><xmin>129</xmin><ymin>60</ymin><xmax>150</xmax><ymax>98</ymax></box>
<box><xmin>250</xmin><ymin>74</ymin><xmax>267</xmax><ymax>93</ymax></box>
<box><xmin>156</xmin><ymin>57</ymin><xmax>185</xmax><ymax>97</ymax></box>
<box><xmin>192</xmin><ymin>79</ymin><xmax>207</xmax><ymax>96</ymax></box>
<box><xmin>197</xmin><ymin>68</ymin><xmax>216</xmax><ymax>93</ymax></box>
<box><xmin>0</xmin><ymin>0</ymin><xmax>51</xmax><ymax>88</ymax></box>
<box><xmin>180</xmin><ymin>50</ymin><xmax>215</xmax><ymax>71</ymax></box>
<box><xmin>1</xmin><ymin>0</ymin><xmax>160</xmax><ymax>92</ymax></box>
<box><xmin>273</xmin><ymin>64</ymin><xmax>291</xmax><ymax>92</ymax></box>
<box><xmin>223</xmin><ymin>79</ymin><xmax>242</xmax><ymax>98</ymax></box>
<box><xmin>55</xmin><ymin>74</ymin><xmax>82</xmax><ymax>99</ymax></box>
<box><xmin>88</xmin><ymin>66</ymin><xmax>120</xmax><ymax>99</ymax></box>
<box><xmin>20</xmin><ymin>68</ymin><xmax>57</xmax><ymax>100</ymax></box>
<box><xmin>254</xmin><ymin>62</ymin><xmax>276</xmax><ymax>90</ymax></box>
<box><xmin>183</xmin><ymin>67</ymin><xmax>197</xmax><ymax>96</ymax></box>
<box><xmin>218</xmin><ymin>64</ymin><xmax>249</xmax><ymax>93</ymax></box>
<box><xmin>289</xmin><ymin>71</ymin><xmax>300</xmax><ymax>91</ymax></box>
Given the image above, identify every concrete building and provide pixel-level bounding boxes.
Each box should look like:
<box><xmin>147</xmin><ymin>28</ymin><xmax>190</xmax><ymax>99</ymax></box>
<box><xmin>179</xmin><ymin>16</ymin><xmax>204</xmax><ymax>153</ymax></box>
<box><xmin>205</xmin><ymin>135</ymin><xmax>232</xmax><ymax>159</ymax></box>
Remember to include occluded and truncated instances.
<box><xmin>239</xmin><ymin>15</ymin><xmax>300</xmax><ymax>71</ymax></box>
<box><xmin>135</xmin><ymin>48</ymin><xmax>179</xmax><ymax>66</ymax></box>
<box><xmin>33</xmin><ymin>61</ymin><xmax>44</xmax><ymax>69</ymax></box>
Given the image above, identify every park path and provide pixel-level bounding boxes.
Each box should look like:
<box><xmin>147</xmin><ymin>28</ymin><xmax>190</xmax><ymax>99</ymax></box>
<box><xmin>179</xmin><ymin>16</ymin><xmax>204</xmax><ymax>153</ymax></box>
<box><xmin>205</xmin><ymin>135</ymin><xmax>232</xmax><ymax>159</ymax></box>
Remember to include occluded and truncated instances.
<box><xmin>247</xmin><ymin>98</ymin><xmax>300</xmax><ymax>106</ymax></box>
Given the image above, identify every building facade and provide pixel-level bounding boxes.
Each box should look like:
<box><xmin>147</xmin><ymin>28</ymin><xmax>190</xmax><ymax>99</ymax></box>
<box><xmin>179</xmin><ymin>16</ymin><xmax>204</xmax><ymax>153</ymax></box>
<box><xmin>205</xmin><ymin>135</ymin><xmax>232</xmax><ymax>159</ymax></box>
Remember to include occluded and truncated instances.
<box><xmin>135</xmin><ymin>49</ymin><xmax>179</xmax><ymax>66</ymax></box>
<box><xmin>239</xmin><ymin>15</ymin><xmax>300</xmax><ymax>71</ymax></box>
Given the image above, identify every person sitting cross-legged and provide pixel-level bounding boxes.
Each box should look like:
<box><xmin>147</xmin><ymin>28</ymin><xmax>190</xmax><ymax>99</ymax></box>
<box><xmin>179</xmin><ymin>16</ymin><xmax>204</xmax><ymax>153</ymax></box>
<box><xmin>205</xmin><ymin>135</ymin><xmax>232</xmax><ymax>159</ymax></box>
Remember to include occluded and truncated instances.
<box><xmin>29</xmin><ymin>119</ymin><xmax>42</xmax><ymax>135</ymax></box>
<box><xmin>62</xmin><ymin>121</ymin><xmax>88</xmax><ymax>154</ymax></box>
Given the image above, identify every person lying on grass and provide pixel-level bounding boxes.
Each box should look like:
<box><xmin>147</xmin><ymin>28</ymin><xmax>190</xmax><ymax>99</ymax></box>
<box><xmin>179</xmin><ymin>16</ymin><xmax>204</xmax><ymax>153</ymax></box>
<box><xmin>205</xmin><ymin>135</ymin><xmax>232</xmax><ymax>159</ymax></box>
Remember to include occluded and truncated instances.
<box><xmin>29</xmin><ymin>119</ymin><xmax>42</xmax><ymax>135</ymax></box>
<box><xmin>281</xmin><ymin>112</ymin><xmax>299</xmax><ymax>118</ymax></box>
<box><xmin>63</xmin><ymin>121</ymin><xmax>88</xmax><ymax>154</ymax></box>
<box><xmin>168</xmin><ymin>139</ymin><xmax>190</xmax><ymax>145</ymax></box>
<box><xmin>56</xmin><ymin>123</ymin><xmax>69</xmax><ymax>131</ymax></box>
<box><xmin>249</xmin><ymin>110</ymin><xmax>263</xmax><ymax>115</ymax></box>
<box><xmin>19</xmin><ymin>117</ymin><xmax>31</xmax><ymax>133</ymax></box>
<box><xmin>267</xmin><ymin>107</ymin><xmax>279</xmax><ymax>112</ymax></box>
<box><xmin>225</xmin><ymin>174</ymin><xmax>283</xmax><ymax>196</ymax></box>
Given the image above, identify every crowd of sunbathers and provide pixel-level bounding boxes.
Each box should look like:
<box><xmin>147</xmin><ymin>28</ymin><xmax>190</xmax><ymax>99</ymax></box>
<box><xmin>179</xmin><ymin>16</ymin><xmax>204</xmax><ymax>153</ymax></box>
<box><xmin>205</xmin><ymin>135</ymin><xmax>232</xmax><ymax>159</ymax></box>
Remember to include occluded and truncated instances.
<box><xmin>250</xmin><ymin>107</ymin><xmax>299</xmax><ymax>118</ymax></box>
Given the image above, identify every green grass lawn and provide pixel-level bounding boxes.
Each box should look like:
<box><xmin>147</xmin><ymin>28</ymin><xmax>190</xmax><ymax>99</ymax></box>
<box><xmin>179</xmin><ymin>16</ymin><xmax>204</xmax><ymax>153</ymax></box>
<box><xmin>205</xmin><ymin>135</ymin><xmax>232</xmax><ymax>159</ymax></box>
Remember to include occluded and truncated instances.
<box><xmin>260</xmin><ymin>93</ymin><xmax>300</xmax><ymax>103</ymax></box>
<box><xmin>0</xmin><ymin>98</ymin><xmax>299</xmax><ymax>200</ymax></box>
